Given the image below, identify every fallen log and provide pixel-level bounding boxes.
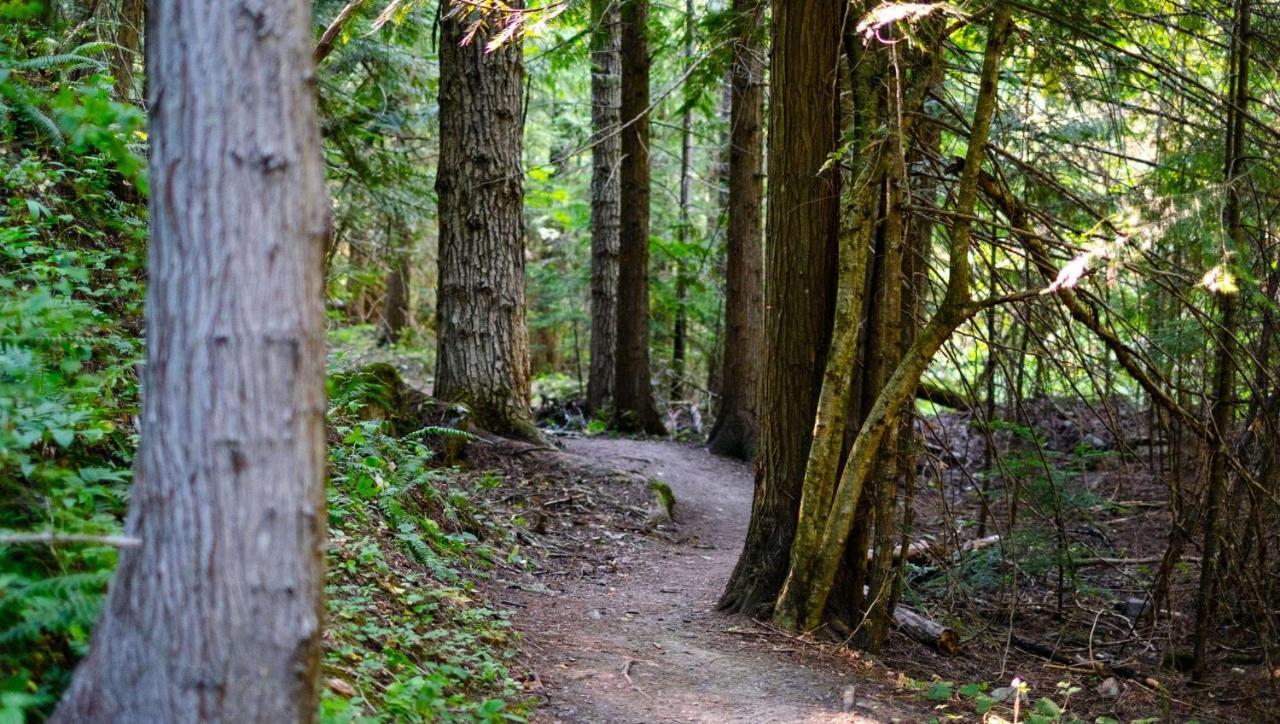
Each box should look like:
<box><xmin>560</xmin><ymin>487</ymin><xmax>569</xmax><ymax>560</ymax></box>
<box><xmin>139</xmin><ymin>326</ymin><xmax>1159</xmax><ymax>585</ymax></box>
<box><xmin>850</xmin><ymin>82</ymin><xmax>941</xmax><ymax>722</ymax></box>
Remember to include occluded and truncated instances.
<box><xmin>1010</xmin><ymin>633</ymin><xmax>1159</xmax><ymax>688</ymax></box>
<box><xmin>893</xmin><ymin>606</ymin><xmax>959</xmax><ymax>655</ymax></box>
<box><xmin>916</xmin><ymin>381</ymin><xmax>971</xmax><ymax>410</ymax></box>
<box><xmin>870</xmin><ymin>534</ymin><xmax>1001</xmax><ymax>564</ymax></box>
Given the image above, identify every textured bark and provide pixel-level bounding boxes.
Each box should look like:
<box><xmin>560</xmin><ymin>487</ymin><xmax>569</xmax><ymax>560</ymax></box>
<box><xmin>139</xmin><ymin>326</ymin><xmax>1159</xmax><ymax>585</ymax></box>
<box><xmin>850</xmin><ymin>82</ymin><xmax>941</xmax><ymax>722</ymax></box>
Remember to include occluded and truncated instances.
<box><xmin>587</xmin><ymin>0</ymin><xmax>621</xmax><ymax>413</ymax></box>
<box><xmin>774</xmin><ymin>4</ymin><xmax>1013</xmax><ymax>632</ymax></box>
<box><xmin>53</xmin><ymin>0</ymin><xmax>330</xmax><ymax>717</ymax></box>
<box><xmin>706</xmin><ymin>0</ymin><xmax>765</xmax><ymax>461</ymax></box>
<box><xmin>611</xmin><ymin>0</ymin><xmax>666</xmax><ymax>434</ymax></box>
<box><xmin>718</xmin><ymin>0</ymin><xmax>842</xmax><ymax>615</ymax></box>
<box><xmin>434</xmin><ymin>8</ymin><xmax>537</xmax><ymax>439</ymax></box>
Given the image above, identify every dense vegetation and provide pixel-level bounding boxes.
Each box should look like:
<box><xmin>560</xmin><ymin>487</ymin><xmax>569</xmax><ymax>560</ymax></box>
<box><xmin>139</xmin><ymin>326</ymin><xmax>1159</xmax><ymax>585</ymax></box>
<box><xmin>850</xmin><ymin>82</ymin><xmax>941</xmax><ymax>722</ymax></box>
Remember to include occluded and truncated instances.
<box><xmin>2</xmin><ymin>0</ymin><xmax>1279</xmax><ymax>720</ymax></box>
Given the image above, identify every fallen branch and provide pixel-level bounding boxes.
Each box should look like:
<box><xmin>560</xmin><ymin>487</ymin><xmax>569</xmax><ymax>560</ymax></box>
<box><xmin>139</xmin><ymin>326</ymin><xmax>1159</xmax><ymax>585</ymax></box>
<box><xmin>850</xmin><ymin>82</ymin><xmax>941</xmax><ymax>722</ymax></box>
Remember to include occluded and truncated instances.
<box><xmin>314</xmin><ymin>0</ymin><xmax>370</xmax><ymax>64</ymax></box>
<box><xmin>1009</xmin><ymin>633</ymin><xmax>1159</xmax><ymax>688</ymax></box>
<box><xmin>0</xmin><ymin>531</ymin><xmax>142</xmax><ymax>548</ymax></box>
<box><xmin>872</xmin><ymin>534</ymin><xmax>1001</xmax><ymax>564</ymax></box>
<box><xmin>893</xmin><ymin>606</ymin><xmax>959</xmax><ymax>655</ymax></box>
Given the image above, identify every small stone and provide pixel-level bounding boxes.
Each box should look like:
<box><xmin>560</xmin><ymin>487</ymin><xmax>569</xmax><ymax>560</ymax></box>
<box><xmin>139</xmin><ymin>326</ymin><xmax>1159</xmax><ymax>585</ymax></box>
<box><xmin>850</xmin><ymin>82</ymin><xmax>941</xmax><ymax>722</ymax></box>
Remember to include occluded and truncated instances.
<box><xmin>1096</xmin><ymin>677</ymin><xmax>1120</xmax><ymax>697</ymax></box>
<box><xmin>841</xmin><ymin>685</ymin><xmax>858</xmax><ymax>712</ymax></box>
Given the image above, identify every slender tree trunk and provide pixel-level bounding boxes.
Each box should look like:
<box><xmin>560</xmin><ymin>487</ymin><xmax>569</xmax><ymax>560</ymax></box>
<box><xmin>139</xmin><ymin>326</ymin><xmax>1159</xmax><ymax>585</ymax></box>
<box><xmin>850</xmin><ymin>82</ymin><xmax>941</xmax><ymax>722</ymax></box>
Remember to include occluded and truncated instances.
<box><xmin>378</xmin><ymin>219</ymin><xmax>411</xmax><ymax>346</ymax></box>
<box><xmin>53</xmin><ymin>0</ymin><xmax>330</xmax><ymax>716</ymax></box>
<box><xmin>435</xmin><ymin>5</ymin><xmax>537</xmax><ymax>439</ymax></box>
<box><xmin>1192</xmin><ymin>0</ymin><xmax>1250</xmax><ymax>681</ymax></box>
<box><xmin>718</xmin><ymin>0</ymin><xmax>843</xmax><ymax>616</ymax></box>
<box><xmin>111</xmin><ymin>0</ymin><xmax>144</xmax><ymax>100</ymax></box>
<box><xmin>669</xmin><ymin>0</ymin><xmax>696</xmax><ymax>402</ymax></box>
<box><xmin>706</xmin><ymin>0</ymin><xmax>765</xmax><ymax>461</ymax></box>
<box><xmin>611</xmin><ymin>0</ymin><xmax>666</xmax><ymax>434</ymax></box>
<box><xmin>587</xmin><ymin>0</ymin><xmax>622</xmax><ymax>414</ymax></box>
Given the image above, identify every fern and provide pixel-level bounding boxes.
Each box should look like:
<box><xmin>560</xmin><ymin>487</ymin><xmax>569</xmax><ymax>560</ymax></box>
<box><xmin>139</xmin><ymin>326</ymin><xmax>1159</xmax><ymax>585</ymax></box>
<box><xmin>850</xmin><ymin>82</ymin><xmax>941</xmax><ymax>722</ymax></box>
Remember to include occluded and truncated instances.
<box><xmin>7</xmin><ymin>93</ymin><xmax>63</xmax><ymax>144</ymax></box>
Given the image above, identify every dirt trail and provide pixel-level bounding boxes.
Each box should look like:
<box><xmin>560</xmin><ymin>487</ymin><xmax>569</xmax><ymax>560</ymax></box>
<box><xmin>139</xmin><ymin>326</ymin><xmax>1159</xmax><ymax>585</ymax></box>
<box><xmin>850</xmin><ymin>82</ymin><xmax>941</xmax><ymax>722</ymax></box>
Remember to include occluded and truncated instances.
<box><xmin>513</xmin><ymin>438</ymin><xmax>921</xmax><ymax>723</ymax></box>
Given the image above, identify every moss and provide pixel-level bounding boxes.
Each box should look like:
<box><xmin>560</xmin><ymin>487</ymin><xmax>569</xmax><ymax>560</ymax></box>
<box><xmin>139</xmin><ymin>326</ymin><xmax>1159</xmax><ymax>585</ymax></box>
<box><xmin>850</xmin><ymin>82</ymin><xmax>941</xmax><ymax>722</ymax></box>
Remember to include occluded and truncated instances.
<box><xmin>649</xmin><ymin>480</ymin><xmax>676</xmax><ymax>519</ymax></box>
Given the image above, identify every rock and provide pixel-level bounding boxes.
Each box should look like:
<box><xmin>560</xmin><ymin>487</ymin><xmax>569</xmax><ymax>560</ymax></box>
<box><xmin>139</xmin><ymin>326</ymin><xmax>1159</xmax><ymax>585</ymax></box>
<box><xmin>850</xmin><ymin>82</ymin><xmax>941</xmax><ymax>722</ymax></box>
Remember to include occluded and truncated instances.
<box><xmin>646</xmin><ymin>480</ymin><xmax>676</xmax><ymax>525</ymax></box>
<box><xmin>1080</xmin><ymin>433</ymin><xmax>1111</xmax><ymax>450</ymax></box>
<box><xmin>840</xmin><ymin>685</ymin><xmax>858</xmax><ymax>712</ymax></box>
<box><xmin>1113</xmin><ymin>597</ymin><xmax>1151</xmax><ymax>619</ymax></box>
<box><xmin>1096</xmin><ymin>677</ymin><xmax>1120</xmax><ymax>697</ymax></box>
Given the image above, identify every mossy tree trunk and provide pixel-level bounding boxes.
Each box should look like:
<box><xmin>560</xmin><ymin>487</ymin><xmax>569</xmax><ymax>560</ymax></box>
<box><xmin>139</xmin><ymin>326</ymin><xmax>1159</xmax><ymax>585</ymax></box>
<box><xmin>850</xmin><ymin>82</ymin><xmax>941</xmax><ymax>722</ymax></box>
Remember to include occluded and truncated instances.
<box><xmin>718</xmin><ymin>0</ymin><xmax>843</xmax><ymax>616</ymax></box>
<box><xmin>773</xmin><ymin>4</ymin><xmax>1014</xmax><ymax>633</ymax></box>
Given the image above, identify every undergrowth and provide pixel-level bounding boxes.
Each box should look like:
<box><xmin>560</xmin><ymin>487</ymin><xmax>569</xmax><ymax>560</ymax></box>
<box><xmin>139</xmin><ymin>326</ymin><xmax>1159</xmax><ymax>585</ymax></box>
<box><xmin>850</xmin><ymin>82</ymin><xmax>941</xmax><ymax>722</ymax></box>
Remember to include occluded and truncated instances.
<box><xmin>321</xmin><ymin>373</ymin><xmax>528</xmax><ymax>722</ymax></box>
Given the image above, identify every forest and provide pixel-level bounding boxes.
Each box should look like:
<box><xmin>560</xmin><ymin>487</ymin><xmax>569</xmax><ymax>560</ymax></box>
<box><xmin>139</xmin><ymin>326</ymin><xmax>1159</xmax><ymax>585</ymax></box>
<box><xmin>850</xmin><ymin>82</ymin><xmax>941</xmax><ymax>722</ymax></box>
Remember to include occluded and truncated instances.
<box><xmin>2</xmin><ymin>0</ymin><xmax>1279</xmax><ymax>721</ymax></box>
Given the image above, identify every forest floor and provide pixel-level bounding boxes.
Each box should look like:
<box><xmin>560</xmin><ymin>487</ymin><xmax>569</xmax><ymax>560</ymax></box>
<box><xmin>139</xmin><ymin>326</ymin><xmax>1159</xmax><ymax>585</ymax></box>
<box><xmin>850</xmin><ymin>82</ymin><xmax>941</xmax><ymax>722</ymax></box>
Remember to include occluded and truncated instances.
<box><xmin>471</xmin><ymin>415</ymin><xmax>1275</xmax><ymax>723</ymax></box>
<box><xmin>497</xmin><ymin>438</ymin><xmax>928</xmax><ymax>723</ymax></box>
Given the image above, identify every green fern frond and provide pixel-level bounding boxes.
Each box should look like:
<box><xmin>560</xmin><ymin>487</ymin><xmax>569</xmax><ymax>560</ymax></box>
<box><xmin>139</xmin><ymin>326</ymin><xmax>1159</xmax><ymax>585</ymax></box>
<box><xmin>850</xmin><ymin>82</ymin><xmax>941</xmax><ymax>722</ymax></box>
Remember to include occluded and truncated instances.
<box><xmin>9</xmin><ymin>53</ymin><xmax>104</xmax><ymax>72</ymax></box>
<box><xmin>10</xmin><ymin>95</ymin><xmax>64</xmax><ymax>145</ymax></box>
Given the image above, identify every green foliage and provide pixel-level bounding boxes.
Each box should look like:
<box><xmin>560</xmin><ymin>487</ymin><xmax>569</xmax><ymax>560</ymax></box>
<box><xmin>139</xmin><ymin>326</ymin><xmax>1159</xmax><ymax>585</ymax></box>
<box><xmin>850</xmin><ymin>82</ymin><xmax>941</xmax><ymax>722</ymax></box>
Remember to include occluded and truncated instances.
<box><xmin>0</xmin><ymin>14</ymin><xmax>147</xmax><ymax>717</ymax></box>
<box><xmin>321</xmin><ymin>375</ymin><xmax>528</xmax><ymax>722</ymax></box>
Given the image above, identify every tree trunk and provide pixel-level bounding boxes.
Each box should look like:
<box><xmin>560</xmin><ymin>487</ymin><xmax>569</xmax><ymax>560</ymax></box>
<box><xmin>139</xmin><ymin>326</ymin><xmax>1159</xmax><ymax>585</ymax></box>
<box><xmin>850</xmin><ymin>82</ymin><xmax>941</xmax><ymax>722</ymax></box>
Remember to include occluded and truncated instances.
<box><xmin>378</xmin><ymin>219</ymin><xmax>411</xmax><ymax>346</ymax></box>
<box><xmin>53</xmin><ymin>0</ymin><xmax>330</xmax><ymax>716</ymax></box>
<box><xmin>611</xmin><ymin>0</ymin><xmax>666</xmax><ymax>434</ymax></box>
<box><xmin>1192</xmin><ymin>0</ymin><xmax>1250</xmax><ymax>682</ymax></box>
<box><xmin>435</xmin><ymin>5</ymin><xmax>537</xmax><ymax>439</ymax></box>
<box><xmin>718</xmin><ymin>0</ymin><xmax>843</xmax><ymax>616</ymax></box>
<box><xmin>706</xmin><ymin>0</ymin><xmax>765</xmax><ymax>461</ymax></box>
<box><xmin>669</xmin><ymin>0</ymin><xmax>696</xmax><ymax>402</ymax></box>
<box><xmin>111</xmin><ymin>0</ymin><xmax>144</xmax><ymax>100</ymax></box>
<box><xmin>587</xmin><ymin>0</ymin><xmax>621</xmax><ymax>414</ymax></box>
<box><xmin>774</xmin><ymin>4</ymin><xmax>1013</xmax><ymax>632</ymax></box>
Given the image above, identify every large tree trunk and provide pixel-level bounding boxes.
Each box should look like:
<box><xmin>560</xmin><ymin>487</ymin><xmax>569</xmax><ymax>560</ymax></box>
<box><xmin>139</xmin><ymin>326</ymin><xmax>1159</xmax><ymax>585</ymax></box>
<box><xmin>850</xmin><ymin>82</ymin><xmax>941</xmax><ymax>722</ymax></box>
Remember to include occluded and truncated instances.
<box><xmin>611</xmin><ymin>0</ymin><xmax>666</xmax><ymax>434</ymax></box>
<box><xmin>587</xmin><ymin>0</ymin><xmax>621</xmax><ymax>414</ymax></box>
<box><xmin>435</xmin><ymin>6</ymin><xmax>537</xmax><ymax>439</ymax></box>
<box><xmin>718</xmin><ymin>0</ymin><xmax>843</xmax><ymax>616</ymax></box>
<box><xmin>53</xmin><ymin>0</ymin><xmax>330</xmax><ymax>717</ymax></box>
<box><xmin>706</xmin><ymin>0</ymin><xmax>765</xmax><ymax>461</ymax></box>
<box><xmin>774</xmin><ymin>4</ymin><xmax>1013</xmax><ymax>632</ymax></box>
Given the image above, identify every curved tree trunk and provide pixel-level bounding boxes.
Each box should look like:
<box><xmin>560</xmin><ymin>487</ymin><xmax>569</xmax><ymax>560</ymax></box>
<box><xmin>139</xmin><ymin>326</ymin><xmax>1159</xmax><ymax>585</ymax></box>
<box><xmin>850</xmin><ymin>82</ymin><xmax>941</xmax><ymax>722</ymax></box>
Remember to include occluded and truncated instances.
<box><xmin>718</xmin><ymin>0</ymin><xmax>842</xmax><ymax>616</ymax></box>
<box><xmin>706</xmin><ymin>0</ymin><xmax>765</xmax><ymax>461</ymax></box>
<box><xmin>587</xmin><ymin>0</ymin><xmax>621</xmax><ymax>414</ymax></box>
<box><xmin>435</xmin><ymin>7</ymin><xmax>537</xmax><ymax>439</ymax></box>
<box><xmin>53</xmin><ymin>0</ymin><xmax>330</xmax><ymax>717</ymax></box>
<box><xmin>611</xmin><ymin>0</ymin><xmax>666</xmax><ymax>434</ymax></box>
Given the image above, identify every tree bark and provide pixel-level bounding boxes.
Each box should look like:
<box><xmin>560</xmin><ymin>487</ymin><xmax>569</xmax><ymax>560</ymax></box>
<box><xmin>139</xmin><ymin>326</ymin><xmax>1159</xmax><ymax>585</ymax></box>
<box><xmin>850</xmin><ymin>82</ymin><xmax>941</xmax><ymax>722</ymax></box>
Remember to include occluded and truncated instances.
<box><xmin>718</xmin><ymin>0</ymin><xmax>843</xmax><ymax>616</ymax></box>
<box><xmin>587</xmin><ymin>0</ymin><xmax>621</xmax><ymax>414</ymax></box>
<box><xmin>53</xmin><ymin>0</ymin><xmax>330</xmax><ymax>717</ymax></box>
<box><xmin>434</xmin><ymin>5</ymin><xmax>537</xmax><ymax>439</ymax></box>
<box><xmin>611</xmin><ymin>0</ymin><xmax>666</xmax><ymax>434</ymax></box>
<box><xmin>706</xmin><ymin>0</ymin><xmax>765</xmax><ymax>461</ymax></box>
<box><xmin>774</xmin><ymin>4</ymin><xmax>1013</xmax><ymax>632</ymax></box>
